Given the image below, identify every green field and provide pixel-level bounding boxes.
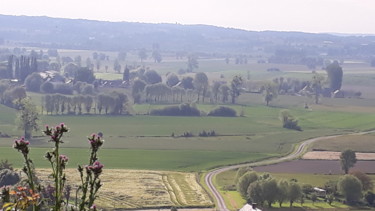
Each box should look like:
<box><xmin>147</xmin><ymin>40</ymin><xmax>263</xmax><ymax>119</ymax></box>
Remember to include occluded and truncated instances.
<box><xmin>0</xmin><ymin>147</ymin><xmax>272</xmax><ymax>171</ymax></box>
<box><xmin>2</xmin><ymin>98</ymin><xmax>375</xmax><ymax>172</ymax></box>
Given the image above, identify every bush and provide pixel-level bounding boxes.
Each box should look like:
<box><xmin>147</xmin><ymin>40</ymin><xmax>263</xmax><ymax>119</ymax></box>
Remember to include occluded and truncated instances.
<box><xmin>279</xmin><ymin>110</ymin><xmax>302</xmax><ymax>131</ymax></box>
<box><xmin>40</xmin><ymin>81</ymin><xmax>54</xmax><ymax>93</ymax></box>
<box><xmin>199</xmin><ymin>130</ymin><xmax>216</xmax><ymax>137</ymax></box>
<box><xmin>24</xmin><ymin>73</ymin><xmax>43</xmax><ymax>92</ymax></box>
<box><xmin>81</xmin><ymin>84</ymin><xmax>95</xmax><ymax>95</ymax></box>
<box><xmin>302</xmin><ymin>184</ymin><xmax>313</xmax><ymax>195</ymax></box>
<box><xmin>0</xmin><ymin>159</ymin><xmax>13</xmax><ymax>171</ymax></box>
<box><xmin>181</xmin><ymin>132</ymin><xmax>193</xmax><ymax>137</ymax></box>
<box><xmin>150</xmin><ymin>103</ymin><xmax>201</xmax><ymax>116</ymax></box>
<box><xmin>0</xmin><ymin>169</ymin><xmax>20</xmax><ymax>187</ymax></box>
<box><xmin>208</xmin><ymin>106</ymin><xmax>237</xmax><ymax>117</ymax></box>
<box><xmin>54</xmin><ymin>83</ymin><xmax>73</xmax><ymax>95</ymax></box>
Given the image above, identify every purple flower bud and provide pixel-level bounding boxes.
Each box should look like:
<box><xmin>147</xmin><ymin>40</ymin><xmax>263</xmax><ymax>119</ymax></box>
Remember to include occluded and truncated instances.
<box><xmin>59</xmin><ymin>154</ymin><xmax>69</xmax><ymax>162</ymax></box>
<box><xmin>13</xmin><ymin>137</ymin><xmax>30</xmax><ymax>154</ymax></box>
<box><xmin>87</xmin><ymin>161</ymin><xmax>104</xmax><ymax>176</ymax></box>
<box><xmin>88</xmin><ymin>134</ymin><xmax>104</xmax><ymax>151</ymax></box>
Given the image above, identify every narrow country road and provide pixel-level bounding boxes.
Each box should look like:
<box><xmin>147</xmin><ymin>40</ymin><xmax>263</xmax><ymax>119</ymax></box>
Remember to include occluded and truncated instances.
<box><xmin>204</xmin><ymin>131</ymin><xmax>374</xmax><ymax>211</ymax></box>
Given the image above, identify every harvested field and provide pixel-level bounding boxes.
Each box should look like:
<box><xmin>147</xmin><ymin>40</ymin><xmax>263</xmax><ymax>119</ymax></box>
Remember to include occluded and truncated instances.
<box><xmin>36</xmin><ymin>169</ymin><xmax>213</xmax><ymax>209</ymax></box>
<box><xmin>253</xmin><ymin>160</ymin><xmax>375</xmax><ymax>174</ymax></box>
<box><xmin>303</xmin><ymin>151</ymin><xmax>375</xmax><ymax>160</ymax></box>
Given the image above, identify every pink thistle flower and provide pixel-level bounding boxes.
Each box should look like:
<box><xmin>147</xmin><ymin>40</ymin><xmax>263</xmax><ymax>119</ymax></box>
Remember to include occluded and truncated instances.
<box><xmin>87</xmin><ymin>161</ymin><xmax>104</xmax><ymax>176</ymax></box>
<box><xmin>59</xmin><ymin>155</ymin><xmax>69</xmax><ymax>162</ymax></box>
<box><xmin>13</xmin><ymin>137</ymin><xmax>30</xmax><ymax>155</ymax></box>
<box><xmin>88</xmin><ymin>134</ymin><xmax>104</xmax><ymax>151</ymax></box>
<box><xmin>59</xmin><ymin>154</ymin><xmax>69</xmax><ymax>168</ymax></box>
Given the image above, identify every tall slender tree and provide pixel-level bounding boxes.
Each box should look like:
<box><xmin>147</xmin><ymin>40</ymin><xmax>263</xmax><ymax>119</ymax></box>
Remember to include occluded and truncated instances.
<box><xmin>340</xmin><ymin>149</ymin><xmax>357</xmax><ymax>174</ymax></box>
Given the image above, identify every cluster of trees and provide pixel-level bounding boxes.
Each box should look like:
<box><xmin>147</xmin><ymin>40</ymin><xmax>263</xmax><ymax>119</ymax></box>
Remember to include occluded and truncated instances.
<box><xmin>149</xmin><ymin>103</ymin><xmax>240</xmax><ymax>117</ymax></box>
<box><xmin>265</xmin><ymin>60</ymin><xmax>344</xmax><ymax>105</ymax></box>
<box><xmin>150</xmin><ymin>103</ymin><xmax>201</xmax><ymax>116</ymax></box>
<box><xmin>279</xmin><ymin>110</ymin><xmax>302</xmax><ymax>131</ymax></box>
<box><xmin>0</xmin><ymin>81</ymin><xmax>27</xmax><ymax>107</ymax></box>
<box><xmin>236</xmin><ymin>167</ymin><xmax>374</xmax><ymax>208</ymax></box>
<box><xmin>207</xmin><ymin>106</ymin><xmax>237</xmax><ymax>117</ymax></box>
<box><xmin>131</xmin><ymin>70</ymin><xmax>244</xmax><ymax>105</ymax></box>
<box><xmin>0</xmin><ymin>55</ymin><xmax>38</xmax><ymax>82</ymax></box>
<box><xmin>23</xmin><ymin>71</ymin><xmax>96</xmax><ymax>95</ymax></box>
<box><xmin>236</xmin><ymin>169</ymin><xmax>303</xmax><ymax>208</ymax></box>
<box><xmin>43</xmin><ymin>92</ymin><xmax>129</xmax><ymax>115</ymax></box>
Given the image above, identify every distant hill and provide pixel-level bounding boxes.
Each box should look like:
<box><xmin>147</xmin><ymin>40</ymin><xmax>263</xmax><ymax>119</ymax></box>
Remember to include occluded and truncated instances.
<box><xmin>0</xmin><ymin>14</ymin><xmax>375</xmax><ymax>58</ymax></box>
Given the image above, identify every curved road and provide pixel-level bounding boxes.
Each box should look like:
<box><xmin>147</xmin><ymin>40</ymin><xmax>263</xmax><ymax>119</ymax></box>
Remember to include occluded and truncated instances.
<box><xmin>204</xmin><ymin>132</ymin><xmax>374</xmax><ymax>211</ymax></box>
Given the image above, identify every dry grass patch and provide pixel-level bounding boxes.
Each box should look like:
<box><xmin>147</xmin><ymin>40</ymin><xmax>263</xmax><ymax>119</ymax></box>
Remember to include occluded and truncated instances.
<box><xmin>167</xmin><ymin>172</ymin><xmax>212</xmax><ymax>206</ymax></box>
<box><xmin>36</xmin><ymin>169</ymin><xmax>212</xmax><ymax>209</ymax></box>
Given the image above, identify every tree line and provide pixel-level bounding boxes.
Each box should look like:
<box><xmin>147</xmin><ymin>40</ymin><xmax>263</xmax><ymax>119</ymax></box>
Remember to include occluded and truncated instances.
<box><xmin>236</xmin><ymin>167</ymin><xmax>374</xmax><ymax>208</ymax></box>
<box><xmin>43</xmin><ymin>92</ymin><xmax>129</xmax><ymax>115</ymax></box>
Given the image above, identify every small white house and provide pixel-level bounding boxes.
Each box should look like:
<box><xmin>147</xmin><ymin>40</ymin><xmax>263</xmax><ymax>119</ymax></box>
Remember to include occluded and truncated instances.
<box><xmin>313</xmin><ymin>187</ymin><xmax>327</xmax><ymax>197</ymax></box>
<box><xmin>239</xmin><ymin>203</ymin><xmax>262</xmax><ymax>211</ymax></box>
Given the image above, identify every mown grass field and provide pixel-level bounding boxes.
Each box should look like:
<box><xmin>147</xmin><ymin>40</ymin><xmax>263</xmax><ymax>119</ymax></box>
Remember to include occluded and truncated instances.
<box><xmin>36</xmin><ymin>168</ymin><xmax>213</xmax><ymax>209</ymax></box>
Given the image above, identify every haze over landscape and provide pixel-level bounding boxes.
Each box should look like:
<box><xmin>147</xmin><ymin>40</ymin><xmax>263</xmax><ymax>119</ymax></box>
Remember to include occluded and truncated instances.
<box><xmin>1</xmin><ymin>0</ymin><xmax>375</xmax><ymax>34</ymax></box>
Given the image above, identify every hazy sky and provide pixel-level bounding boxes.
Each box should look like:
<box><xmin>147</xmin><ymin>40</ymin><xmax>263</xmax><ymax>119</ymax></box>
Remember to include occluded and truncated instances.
<box><xmin>1</xmin><ymin>0</ymin><xmax>375</xmax><ymax>34</ymax></box>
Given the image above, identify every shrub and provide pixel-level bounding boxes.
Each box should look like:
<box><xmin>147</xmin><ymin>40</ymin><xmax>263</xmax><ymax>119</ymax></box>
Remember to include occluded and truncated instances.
<box><xmin>199</xmin><ymin>130</ymin><xmax>216</xmax><ymax>137</ymax></box>
<box><xmin>0</xmin><ymin>159</ymin><xmax>13</xmax><ymax>171</ymax></box>
<box><xmin>150</xmin><ymin>103</ymin><xmax>201</xmax><ymax>116</ymax></box>
<box><xmin>24</xmin><ymin>73</ymin><xmax>43</xmax><ymax>92</ymax></box>
<box><xmin>0</xmin><ymin>169</ymin><xmax>20</xmax><ymax>187</ymax></box>
<box><xmin>208</xmin><ymin>106</ymin><xmax>237</xmax><ymax>117</ymax></box>
<box><xmin>54</xmin><ymin>83</ymin><xmax>73</xmax><ymax>95</ymax></box>
<box><xmin>279</xmin><ymin>110</ymin><xmax>302</xmax><ymax>131</ymax></box>
<box><xmin>40</xmin><ymin>81</ymin><xmax>54</xmax><ymax>93</ymax></box>
<box><xmin>302</xmin><ymin>184</ymin><xmax>313</xmax><ymax>195</ymax></box>
<box><xmin>181</xmin><ymin>132</ymin><xmax>193</xmax><ymax>137</ymax></box>
<box><xmin>81</xmin><ymin>84</ymin><xmax>95</xmax><ymax>95</ymax></box>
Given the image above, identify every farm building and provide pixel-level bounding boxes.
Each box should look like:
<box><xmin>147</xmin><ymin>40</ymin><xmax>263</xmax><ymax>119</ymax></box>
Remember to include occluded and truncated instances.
<box><xmin>239</xmin><ymin>203</ymin><xmax>262</xmax><ymax>211</ymax></box>
<box><xmin>313</xmin><ymin>187</ymin><xmax>327</xmax><ymax>197</ymax></box>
